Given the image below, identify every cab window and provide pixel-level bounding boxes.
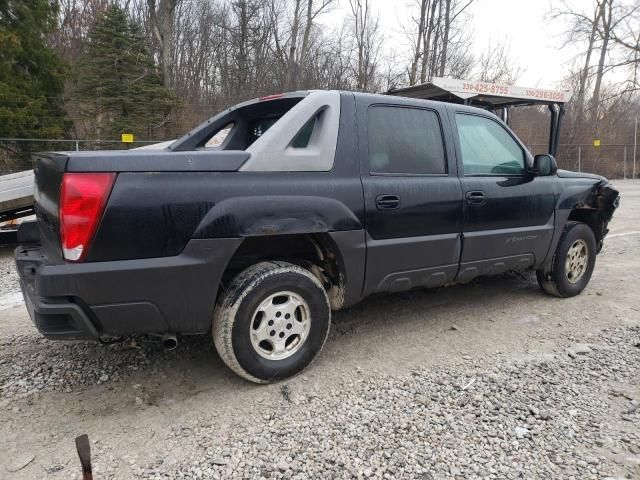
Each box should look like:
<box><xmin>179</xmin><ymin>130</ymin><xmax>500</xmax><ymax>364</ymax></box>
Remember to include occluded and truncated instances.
<box><xmin>368</xmin><ymin>106</ymin><xmax>446</xmax><ymax>175</ymax></box>
<box><xmin>456</xmin><ymin>113</ymin><xmax>526</xmax><ymax>175</ymax></box>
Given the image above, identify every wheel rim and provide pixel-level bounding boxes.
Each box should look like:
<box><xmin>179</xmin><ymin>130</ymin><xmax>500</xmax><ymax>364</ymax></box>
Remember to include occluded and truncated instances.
<box><xmin>565</xmin><ymin>239</ymin><xmax>589</xmax><ymax>284</ymax></box>
<box><xmin>249</xmin><ymin>291</ymin><xmax>311</xmax><ymax>360</ymax></box>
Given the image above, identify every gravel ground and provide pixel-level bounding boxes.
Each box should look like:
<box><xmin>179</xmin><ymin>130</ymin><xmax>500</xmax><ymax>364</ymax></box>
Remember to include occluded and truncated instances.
<box><xmin>0</xmin><ymin>335</ymin><xmax>179</xmax><ymax>399</ymax></box>
<box><xmin>1</xmin><ymin>181</ymin><xmax>640</xmax><ymax>479</ymax></box>
<box><xmin>2</xmin><ymin>324</ymin><xmax>639</xmax><ymax>479</ymax></box>
<box><xmin>0</xmin><ymin>245</ymin><xmax>21</xmax><ymax>300</ymax></box>
<box><xmin>128</xmin><ymin>326</ymin><xmax>640</xmax><ymax>480</ymax></box>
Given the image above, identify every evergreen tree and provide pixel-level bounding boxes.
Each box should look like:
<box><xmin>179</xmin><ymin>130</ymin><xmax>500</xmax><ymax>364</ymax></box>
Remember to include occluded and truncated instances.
<box><xmin>0</xmin><ymin>0</ymin><xmax>70</xmax><ymax>140</ymax></box>
<box><xmin>74</xmin><ymin>6</ymin><xmax>176</xmax><ymax>140</ymax></box>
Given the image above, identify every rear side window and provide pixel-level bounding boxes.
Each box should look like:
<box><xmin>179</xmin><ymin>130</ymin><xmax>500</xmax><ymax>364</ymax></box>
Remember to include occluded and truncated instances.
<box><xmin>368</xmin><ymin>106</ymin><xmax>446</xmax><ymax>175</ymax></box>
<box><xmin>455</xmin><ymin>113</ymin><xmax>525</xmax><ymax>175</ymax></box>
<box><xmin>291</xmin><ymin>114</ymin><xmax>318</xmax><ymax>149</ymax></box>
<box><xmin>204</xmin><ymin>123</ymin><xmax>234</xmax><ymax>148</ymax></box>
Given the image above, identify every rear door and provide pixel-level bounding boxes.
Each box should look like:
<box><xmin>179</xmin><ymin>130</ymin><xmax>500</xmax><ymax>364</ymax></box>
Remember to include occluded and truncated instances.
<box><xmin>358</xmin><ymin>97</ymin><xmax>463</xmax><ymax>296</ymax></box>
<box><xmin>449</xmin><ymin>108</ymin><xmax>557</xmax><ymax>281</ymax></box>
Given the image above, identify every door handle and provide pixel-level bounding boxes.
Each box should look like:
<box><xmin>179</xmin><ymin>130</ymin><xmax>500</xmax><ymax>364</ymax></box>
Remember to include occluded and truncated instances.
<box><xmin>376</xmin><ymin>194</ymin><xmax>401</xmax><ymax>210</ymax></box>
<box><xmin>466</xmin><ymin>191</ymin><xmax>486</xmax><ymax>206</ymax></box>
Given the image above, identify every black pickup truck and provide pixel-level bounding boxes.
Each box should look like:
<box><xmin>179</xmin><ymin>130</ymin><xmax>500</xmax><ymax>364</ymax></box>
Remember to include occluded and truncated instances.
<box><xmin>15</xmin><ymin>90</ymin><xmax>619</xmax><ymax>383</ymax></box>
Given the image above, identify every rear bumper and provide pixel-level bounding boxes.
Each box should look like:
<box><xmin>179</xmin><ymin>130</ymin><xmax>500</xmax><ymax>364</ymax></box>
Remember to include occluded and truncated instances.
<box><xmin>15</xmin><ymin>238</ymin><xmax>242</xmax><ymax>340</ymax></box>
<box><xmin>19</xmin><ymin>277</ymin><xmax>100</xmax><ymax>340</ymax></box>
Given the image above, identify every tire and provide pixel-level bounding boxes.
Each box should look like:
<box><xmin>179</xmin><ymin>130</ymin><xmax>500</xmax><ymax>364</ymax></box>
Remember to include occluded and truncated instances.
<box><xmin>536</xmin><ymin>222</ymin><xmax>597</xmax><ymax>298</ymax></box>
<box><xmin>213</xmin><ymin>261</ymin><xmax>331</xmax><ymax>384</ymax></box>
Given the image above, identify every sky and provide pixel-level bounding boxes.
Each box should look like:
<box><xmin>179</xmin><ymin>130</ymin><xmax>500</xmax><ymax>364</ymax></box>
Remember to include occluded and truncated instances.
<box><xmin>321</xmin><ymin>0</ymin><xmax>585</xmax><ymax>90</ymax></box>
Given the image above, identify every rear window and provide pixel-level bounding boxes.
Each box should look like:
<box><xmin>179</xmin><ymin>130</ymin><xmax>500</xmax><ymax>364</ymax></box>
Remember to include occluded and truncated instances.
<box><xmin>197</xmin><ymin>97</ymin><xmax>303</xmax><ymax>151</ymax></box>
<box><xmin>368</xmin><ymin>106</ymin><xmax>446</xmax><ymax>175</ymax></box>
<box><xmin>248</xmin><ymin>118</ymin><xmax>279</xmax><ymax>145</ymax></box>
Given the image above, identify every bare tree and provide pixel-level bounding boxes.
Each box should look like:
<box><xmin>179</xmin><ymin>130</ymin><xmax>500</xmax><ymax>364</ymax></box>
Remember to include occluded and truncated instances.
<box><xmin>437</xmin><ymin>0</ymin><xmax>451</xmax><ymax>76</ymax></box>
<box><xmin>285</xmin><ymin>0</ymin><xmax>303</xmax><ymax>89</ymax></box>
<box><xmin>438</xmin><ymin>0</ymin><xmax>473</xmax><ymax>76</ymax></box>
<box><xmin>576</xmin><ymin>2</ymin><xmax>601</xmax><ymax>121</ymax></box>
<box><xmin>600</xmin><ymin>1</ymin><xmax>640</xmax><ymax>95</ymax></box>
<box><xmin>147</xmin><ymin>0</ymin><xmax>181</xmax><ymax>88</ymax></box>
<box><xmin>550</xmin><ymin>0</ymin><xmax>639</xmax><ymax>125</ymax></box>
<box><xmin>545</xmin><ymin>0</ymin><xmax>640</xmax><ymax>175</ymax></box>
<box><xmin>401</xmin><ymin>0</ymin><xmax>474</xmax><ymax>85</ymax></box>
<box><xmin>476</xmin><ymin>40</ymin><xmax>523</xmax><ymax>84</ymax></box>
<box><xmin>592</xmin><ymin>0</ymin><xmax>614</xmax><ymax>123</ymax></box>
<box><xmin>276</xmin><ymin>0</ymin><xmax>336</xmax><ymax>89</ymax></box>
<box><xmin>407</xmin><ymin>0</ymin><xmax>428</xmax><ymax>85</ymax></box>
<box><xmin>51</xmin><ymin>0</ymin><xmax>111</xmax><ymax>62</ymax></box>
<box><xmin>348</xmin><ymin>0</ymin><xmax>381</xmax><ymax>91</ymax></box>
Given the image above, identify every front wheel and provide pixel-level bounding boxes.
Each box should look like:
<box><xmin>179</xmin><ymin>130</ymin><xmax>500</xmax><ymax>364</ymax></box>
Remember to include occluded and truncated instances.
<box><xmin>213</xmin><ymin>261</ymin><xmax>331</xmax><ymax>384</ymax></box>
<box><xmin>536</xmin><ymin>222</ymin><xmax>597</xmax><ymax>298</ymax></box>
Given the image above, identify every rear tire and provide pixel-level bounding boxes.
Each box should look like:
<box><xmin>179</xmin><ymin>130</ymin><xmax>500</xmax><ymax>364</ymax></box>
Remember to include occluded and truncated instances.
<box><xmin>213</xmin><ymin>261</ymin><xmax>330</xmax><ymax>384</ymax></box>
<box><xmin>536</xmin><ymin>222</ymin><xmax>597</xmax><ymax>298</ymax></box>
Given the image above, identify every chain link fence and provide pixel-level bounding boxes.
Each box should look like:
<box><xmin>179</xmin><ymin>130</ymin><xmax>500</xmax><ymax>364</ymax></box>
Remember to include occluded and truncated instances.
<box><xmin>528</xmin><ymin>144</ymin><xmax>637</xmax><ymax>179</ymax></box>
<box><xmin>1</xmin><ymin>138</ymin><xmax>638</xmax><ymax>180</ymax></box>
<box><xmin>0</xmin><ymin>138</ymin><xmax>168</xmax><ymax>175</ymax></box>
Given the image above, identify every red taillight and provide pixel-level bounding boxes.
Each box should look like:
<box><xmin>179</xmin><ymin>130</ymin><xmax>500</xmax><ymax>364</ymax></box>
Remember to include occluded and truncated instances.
<box><xmin>59</xmin><ymin>173</ymin><xmax>115</xmax><ymax>262</ymax></box>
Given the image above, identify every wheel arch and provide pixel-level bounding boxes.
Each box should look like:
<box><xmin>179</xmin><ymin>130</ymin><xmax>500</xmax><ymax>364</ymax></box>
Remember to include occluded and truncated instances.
<box><xmin>219</xmin><ymin>232</ymin><xmax>352</xmax><ymax>310</ymax></box>
<box><xmin>192</xmin><ymin>195</ymin><xmax>362</xmax><ymax>239</ymax></box>
<box><xmin>567</xmin><ymin>208</ymin><xmax>604</xmax><ymax>250</ymax></box>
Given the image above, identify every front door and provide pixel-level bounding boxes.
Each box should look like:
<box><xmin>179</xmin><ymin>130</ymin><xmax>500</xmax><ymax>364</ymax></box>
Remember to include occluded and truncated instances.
<box><xmin>360</xmin><ymin>100</ymin><xmax>463</xmax><ymax>295</ymax></box>
<box><xmin>450</xmin><ymin>110</ymin><xmax>557</xmax><ymax>281</ymax></box>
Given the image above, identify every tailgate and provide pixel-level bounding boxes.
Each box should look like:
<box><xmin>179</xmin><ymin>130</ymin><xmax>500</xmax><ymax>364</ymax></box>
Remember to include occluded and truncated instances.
<box><xmin>32</xmin><ymin>152</ymin><xmax>68</xmax><ymax>263</ymax></box>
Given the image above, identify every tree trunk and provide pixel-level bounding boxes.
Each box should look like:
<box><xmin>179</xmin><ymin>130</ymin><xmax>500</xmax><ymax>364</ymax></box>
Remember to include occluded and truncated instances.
<box><xmin>287</xmin><ymin>0</ymin><xmax>302</xmax><ymax>90</ymax></box>
<box><xmin>438</xmin><ymin>0</ymin><xmax>451</xmax><ymax>76</ymax></box>
<box><xmin>592</xmin><ymin>0</ymin><xmax>613</xmax><ymax>125</ymax></box>
<box><xmin>576</xmin><ymin>2</ymin><xmax>601</xmax><ymax>123</ymax></box>
<box><xmin>409</xmin><ymin>0</ymin><xmax>428</xmax><ymax>85</ymax></box>
<box><xmin>421</xmin><ymin>0</ymin><xmax>438</xmax><ymax>82</ymax></box>
<box><xmin>360</xmin><ymin>2</ymin><xmax>366</xmax><ymax>90</ymax></box>
<box><xmin>237</xmin><ymin>0</ymin><xmax>249</xmax><ymax>95</ymax></box>
<box><xmin>298</xmin><ymin>0</ymin><xmax>318</xmax><ymax>88</ymax></box>
<box><xmin>349</xmin><ymin>0</ymin><xmax>377</xmax><ymax>91</ymax></box>
<box><xmin>147</xmin><ymin>0</ymin><xmax>179</xmax><ymax>88</ymax></box>
<box><xmin>428</xmin><ymin>0</ymin><xmax>443</xmax><ymax>80</ymax></box>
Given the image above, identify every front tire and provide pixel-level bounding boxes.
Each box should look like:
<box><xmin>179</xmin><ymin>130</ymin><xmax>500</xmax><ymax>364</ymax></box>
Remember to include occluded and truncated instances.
<box><xmin>213</xmin><ymin>261</ymin><xmax>331</xmax><ymax>384</ymax></box>
<box><xmin>536</xmin><ymin>222</ymin><xmax>597</xmax><ymax>298</ymax></box>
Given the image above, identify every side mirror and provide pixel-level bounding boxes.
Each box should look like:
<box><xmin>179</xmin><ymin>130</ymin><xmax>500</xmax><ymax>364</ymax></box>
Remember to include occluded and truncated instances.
<box><xmin>533</xmin><ymin>154</ymin><xmax>557</xmax><ymax>176</ymax></box>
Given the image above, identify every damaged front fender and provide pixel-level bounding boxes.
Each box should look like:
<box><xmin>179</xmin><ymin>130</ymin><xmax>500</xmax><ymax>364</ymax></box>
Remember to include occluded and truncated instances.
<box><xmin>591</xmin><ymin>180</ymin><xmax>620</xmax><ymax>249</ymax></box>
<box><xmin>561</xmin><ymin>177</ymin><xmax>620</xmax><ymax>252</ymax></box>
<box><xmin>541</xmin><ymin>174</ymin><xmax>620</xmax><ymax>267</ymax></box>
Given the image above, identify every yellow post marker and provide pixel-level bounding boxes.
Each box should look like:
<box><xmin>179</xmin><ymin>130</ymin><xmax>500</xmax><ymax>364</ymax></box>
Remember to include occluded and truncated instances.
<box><xmin>121</xmin><ymin>133</ymin><xmax>134</xmax><ymax>143</ymax></box>
<box><xmin>593</xmin><ymin>139</ymin><xmax>601</xmax><ymax>147</ymax></box>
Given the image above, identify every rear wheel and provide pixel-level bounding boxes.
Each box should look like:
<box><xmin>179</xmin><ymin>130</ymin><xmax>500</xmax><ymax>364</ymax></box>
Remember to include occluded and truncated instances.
<box><xmin>536</xmin><ymin>222</ymin><xmax>597</xmax><ymax>298</ymax></box>
<box><xmin>213</xmin><ymin>261</ymin><xmax>330</xmax><ymax>384</ymax></box>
